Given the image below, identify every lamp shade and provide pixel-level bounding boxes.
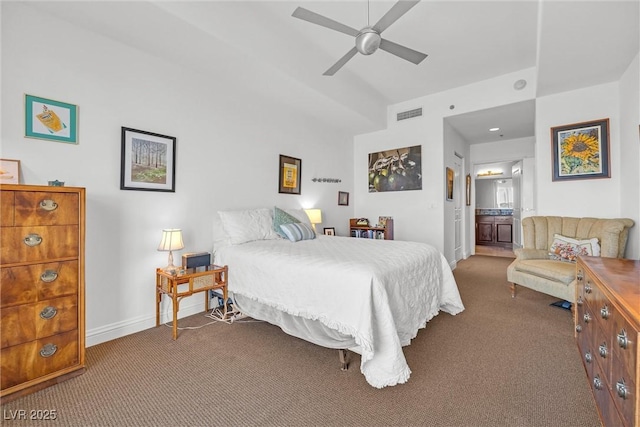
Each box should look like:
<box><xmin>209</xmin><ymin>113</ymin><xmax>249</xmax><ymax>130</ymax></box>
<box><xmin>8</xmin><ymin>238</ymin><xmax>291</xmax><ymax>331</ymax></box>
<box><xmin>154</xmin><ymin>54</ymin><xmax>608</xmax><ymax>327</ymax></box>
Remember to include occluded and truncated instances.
<box><xmin>157</xmin><ymin>229</ymin><xmax>184</xmax><ymax>251</ymax></box>
<box><xmin>305</xmin><ymin>209</ymin><xmax>322</xmax><ymax>224</ymax></box>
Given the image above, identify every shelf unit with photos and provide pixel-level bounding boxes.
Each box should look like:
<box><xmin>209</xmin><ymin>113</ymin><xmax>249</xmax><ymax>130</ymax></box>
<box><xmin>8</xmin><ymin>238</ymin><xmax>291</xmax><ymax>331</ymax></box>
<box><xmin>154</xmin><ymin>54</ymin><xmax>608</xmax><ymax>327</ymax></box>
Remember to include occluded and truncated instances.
<box><xmin>349</xmin><ymin>218</ymin><xmax>394</xmax><ymax>240</ymax></box>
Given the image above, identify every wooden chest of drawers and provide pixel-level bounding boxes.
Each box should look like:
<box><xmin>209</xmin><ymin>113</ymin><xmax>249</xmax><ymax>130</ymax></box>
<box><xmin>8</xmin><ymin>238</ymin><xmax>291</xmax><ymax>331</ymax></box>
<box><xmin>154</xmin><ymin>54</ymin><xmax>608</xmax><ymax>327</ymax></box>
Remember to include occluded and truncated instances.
<box><xmin>0</xmin><ymin>184</ymin><xmax>85</xmax><ymax>401</ymax></box>
<box><xmin>575</xmin><ymin>256</ymin><xmax>640</xmax><ymax>427</ymax></box>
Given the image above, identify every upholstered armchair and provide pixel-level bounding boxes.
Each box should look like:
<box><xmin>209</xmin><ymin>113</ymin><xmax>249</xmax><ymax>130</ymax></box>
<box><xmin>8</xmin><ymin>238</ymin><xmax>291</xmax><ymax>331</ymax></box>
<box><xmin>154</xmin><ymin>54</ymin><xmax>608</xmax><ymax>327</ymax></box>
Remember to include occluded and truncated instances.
<box><xmin>507</xmin><ymin>216</ymin><xmax>634</xmax><ymax>303</ymax></box>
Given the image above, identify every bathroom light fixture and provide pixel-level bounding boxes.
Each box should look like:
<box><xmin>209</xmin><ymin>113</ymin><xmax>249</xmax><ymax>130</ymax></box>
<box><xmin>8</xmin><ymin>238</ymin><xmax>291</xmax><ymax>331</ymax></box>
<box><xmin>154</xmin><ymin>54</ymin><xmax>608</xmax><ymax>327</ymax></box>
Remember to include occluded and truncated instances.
<box><xmin>477</xmin><ymin>170</ymin><xmax>504</xmax><ymax>177</ymax></box>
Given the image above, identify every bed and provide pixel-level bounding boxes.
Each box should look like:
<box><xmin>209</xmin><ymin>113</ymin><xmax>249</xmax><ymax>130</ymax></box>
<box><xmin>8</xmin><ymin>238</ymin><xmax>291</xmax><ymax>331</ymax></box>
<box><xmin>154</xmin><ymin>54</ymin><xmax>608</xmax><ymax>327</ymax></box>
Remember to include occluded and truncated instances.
<box><xmin>212</xmin><ymin>208</ymin><xmax>465</xmax><ymax>388</ymax></box>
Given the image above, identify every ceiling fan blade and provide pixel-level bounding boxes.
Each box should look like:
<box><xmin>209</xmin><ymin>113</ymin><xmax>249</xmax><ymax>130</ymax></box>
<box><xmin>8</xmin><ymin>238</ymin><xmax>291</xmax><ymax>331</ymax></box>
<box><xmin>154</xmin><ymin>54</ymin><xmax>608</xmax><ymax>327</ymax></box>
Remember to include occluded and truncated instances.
<box><xmin>379</xmin><ymin>38</ymin><xmax>427</xmax><ymax>65</ymax></box>
<box><xmin>372</xmin><ymin>0</ymin><xmax>420</xmax><ymax>33</ymax></box>
<box><xmin>323</xmin><ymin>47</ymin><xmax>359</xmax><ymax>76</ymax></box>
<box><xmin>292</xmin><ymin>7</ymin><xmax>359</xmax><ymax>38</ymax></box>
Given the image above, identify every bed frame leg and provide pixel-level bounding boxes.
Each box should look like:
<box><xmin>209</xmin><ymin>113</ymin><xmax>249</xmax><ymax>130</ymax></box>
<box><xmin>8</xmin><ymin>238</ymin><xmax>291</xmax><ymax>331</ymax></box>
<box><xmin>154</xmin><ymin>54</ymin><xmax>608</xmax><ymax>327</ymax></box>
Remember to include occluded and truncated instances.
<box><xmin>510</xmin><ymin>283</ymin><xmax>516</xmax><ymax>298</ymax></box>
<box><xmin>338</xmin><ymin>349</ymin><xmax>348</xmax><ymax>371</ymax></box>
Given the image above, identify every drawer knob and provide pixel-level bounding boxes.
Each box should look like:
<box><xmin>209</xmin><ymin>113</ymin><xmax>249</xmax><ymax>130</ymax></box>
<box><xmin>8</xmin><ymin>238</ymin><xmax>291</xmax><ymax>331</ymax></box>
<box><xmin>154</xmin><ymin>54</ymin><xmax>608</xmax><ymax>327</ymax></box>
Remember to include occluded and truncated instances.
<box><xmin>575</xmin><ymin>325</ymin><xmax>582</xmax><ymax>333</ymax></box>
<box><xmin>24</xmin><ymin>233</ymin><xmax>43</xmax><ymax>247</ymax></box>
<box><xmin>39</xmin><ymin>343</ymin><xmax>57</xmax><ymax>358</ymax></box>
<box><xmin>39</xmin><ymin>199</ymin><xmax>58</xmax><ymax>211</ymax></box>
<box><xmin>583</xmin><ymin>313</ymin><xmax>591</xmax><ymax>324</ymax></box>
<box><xmin>576</xmin><ymin>296</ymin><xmax>583</xmax><ymax>306</ymax></box>
<box><xmin>598</xmin><ymin>343</ymin><xmax>608</xmax><ymax>358</ymax></box>
<box><xmin>593</xmin><ymin>375</ymin><xmax>603</xmax><ymax>390</ymax></box>
<box><xmin>39</xmin><ymin>306</ymin><xmax>57</xmax><ymax>320</ymax></box>
<box><xmin>584</xmin><ymin>351</ymin><xmax>592</xmax><ymax>363</ymax></box>
<box><xmin>40</xmin><ymin>270</ymin><xmax>58</xmax><ymax>283</ymax></box>
<box><xmin>576</xmin><ymin>271</ymin><xmax>583</xmax><ymax>281</ymax></box>
<box><xmin>617</xmin><ymin>329</ymin><xmax>629</xmax><ymax>349</ymax></box>
<box><xmin>600</xmin><ymin>305</ymin><xmax>609</xmax><ymax>319</ymax></box>
<box><xmin>584</xmin><ymin>283</ymin><xmax>592</xmax><ymax>294</ymax></box>
<box><xmin>616</xmin><ymin>380</ymin><xmax>629</xmax><ymax>400</ymax></box>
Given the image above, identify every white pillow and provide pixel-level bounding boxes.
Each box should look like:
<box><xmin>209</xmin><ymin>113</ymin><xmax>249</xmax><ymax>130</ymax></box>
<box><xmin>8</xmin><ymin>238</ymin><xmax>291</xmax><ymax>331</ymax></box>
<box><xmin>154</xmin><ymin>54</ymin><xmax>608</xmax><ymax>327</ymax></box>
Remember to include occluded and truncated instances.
<box><xmin>279</xmin><ymin>222</ymin><xmax>316</xmax><ymax>242</ymax></box>
<box><xmin>549</xmin><ymin>234</ymin><xmax>600</xmax><ymax>262</ymax></box>
<box><xmin>212</xmin><ymin>213</ymin><xmax>231</xmax><ymax>250</ymax></box>
<box><xmin>284</xmin><ymin>208</ymin><xmax>312</xmax><ymax>226</ymax></box>
<box><xmin>218</xmin><ymin>208</ymin><xmax>280</xmax><ymax>245</ymax></box>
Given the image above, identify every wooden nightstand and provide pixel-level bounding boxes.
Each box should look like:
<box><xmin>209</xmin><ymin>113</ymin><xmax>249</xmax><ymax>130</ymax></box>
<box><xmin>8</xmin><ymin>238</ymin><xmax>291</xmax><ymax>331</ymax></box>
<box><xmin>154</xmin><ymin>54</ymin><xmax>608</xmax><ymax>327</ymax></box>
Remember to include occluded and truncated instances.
<box><xmin>155</xmin><ymin>265</ymin><xmax>228</xmax><ymax>340</ymax></box>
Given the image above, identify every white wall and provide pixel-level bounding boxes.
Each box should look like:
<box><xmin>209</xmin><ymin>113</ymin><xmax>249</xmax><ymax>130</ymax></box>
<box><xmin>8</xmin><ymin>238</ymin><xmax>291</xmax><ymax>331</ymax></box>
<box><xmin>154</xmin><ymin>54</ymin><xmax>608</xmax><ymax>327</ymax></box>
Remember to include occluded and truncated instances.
<box><xmin>1</xmin><ymin>3</ymin><xmax>356</xmax><ymax>345</ymax></box>
<box><xmin>618</xmin><ymin>53</ymin><xmax>640</xmax><ymax>259</ymax></box>
<box><xmin>354</xmin><ymin>68</ymin><xmax>538</xmax><ymax>260</ymax></box>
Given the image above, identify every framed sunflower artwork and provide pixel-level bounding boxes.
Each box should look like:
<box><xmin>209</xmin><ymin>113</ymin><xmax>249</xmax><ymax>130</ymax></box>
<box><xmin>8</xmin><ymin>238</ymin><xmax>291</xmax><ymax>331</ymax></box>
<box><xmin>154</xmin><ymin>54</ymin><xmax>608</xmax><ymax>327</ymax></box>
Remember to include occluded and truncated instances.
<box><xmin>551</xmin><ymin>118</ymin><xmax>610</xmax><ymax>181</ymax></box>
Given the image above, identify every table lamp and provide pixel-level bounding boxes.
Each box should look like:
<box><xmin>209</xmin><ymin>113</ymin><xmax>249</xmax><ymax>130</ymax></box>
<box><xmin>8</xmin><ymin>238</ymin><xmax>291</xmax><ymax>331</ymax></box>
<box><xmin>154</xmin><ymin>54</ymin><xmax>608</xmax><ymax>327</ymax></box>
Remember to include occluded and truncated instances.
<box><xmin>305</xmin><ymin>209</ymin><xmax>322</xmax><ymax>232</ymax></box>
<box><xmin>158</xmin><ymin>228</ymin><xmax>184</xmax><ymax>273</ymax></box>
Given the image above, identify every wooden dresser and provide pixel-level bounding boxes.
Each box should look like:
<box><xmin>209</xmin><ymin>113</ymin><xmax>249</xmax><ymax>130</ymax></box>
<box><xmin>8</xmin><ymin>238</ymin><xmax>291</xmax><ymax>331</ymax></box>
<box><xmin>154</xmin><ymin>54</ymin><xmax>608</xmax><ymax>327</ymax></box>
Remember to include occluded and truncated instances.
<box><xmin>0</xmin><ymin>184</ymin><xmax>85</xmax><ymax>401</ymax></box>
<box><xmin>575</xmin><ymin>256</ymin><xmax>639</xmax><ymax>427</ymax></box>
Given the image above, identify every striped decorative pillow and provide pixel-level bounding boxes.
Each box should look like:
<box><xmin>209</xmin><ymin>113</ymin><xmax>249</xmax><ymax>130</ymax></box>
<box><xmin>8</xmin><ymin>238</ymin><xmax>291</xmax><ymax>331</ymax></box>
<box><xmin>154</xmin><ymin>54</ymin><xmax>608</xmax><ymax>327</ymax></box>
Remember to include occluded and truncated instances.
<box><xmin>279</xmin><ymin>222</ymin><xmax>316</xmax><ymax>242</ymax></box>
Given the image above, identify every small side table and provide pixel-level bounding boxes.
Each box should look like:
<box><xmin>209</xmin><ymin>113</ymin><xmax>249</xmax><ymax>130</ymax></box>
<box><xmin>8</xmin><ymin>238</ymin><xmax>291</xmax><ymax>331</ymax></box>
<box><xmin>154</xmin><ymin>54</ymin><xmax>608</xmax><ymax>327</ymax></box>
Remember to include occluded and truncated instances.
<box><xmin>156</xmin><ymin>264</ymin><xmax>228</xmax><ymax>340</ymax></box>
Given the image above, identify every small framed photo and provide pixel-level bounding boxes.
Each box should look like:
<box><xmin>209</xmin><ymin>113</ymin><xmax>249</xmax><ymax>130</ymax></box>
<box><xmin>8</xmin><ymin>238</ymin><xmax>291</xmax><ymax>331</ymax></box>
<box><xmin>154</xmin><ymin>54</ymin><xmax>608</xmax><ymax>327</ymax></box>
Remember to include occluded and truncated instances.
<box><xmin>551</xmin><ymin>118</ymin><xmax>610</xmax><ymax>181</ymax></box>
<box><xmin>0</xmin><ymin>159</ymin><xmax>21</xmax><ymax>184</ymax></box>
<box><xmin>338</xmin><ymin>191</ymin><xmax>349</xmax><ymax>206</ymax></box>
<box><xmin>445</xmin><ymin>167</ymin><xmax>454</xmax><ymax>201</ymax></box>
<box><xmin>120</xmin><ymin>127</ymin><xmax>176</xmax><ymax>192</ymax></box>
<box><xmin>323</xmin><ymin>227</ymin><xmax>335</xmax><ymax>236</ymax></box>
<box><xmin>278</xmin><ymin>154</ymin><xmax>301</xmax><ymax>195</ymax></box>
<box><xmin>25</xmin><ymin>94</ymin><xmax>78</xmax><ymax>144</ymax></box>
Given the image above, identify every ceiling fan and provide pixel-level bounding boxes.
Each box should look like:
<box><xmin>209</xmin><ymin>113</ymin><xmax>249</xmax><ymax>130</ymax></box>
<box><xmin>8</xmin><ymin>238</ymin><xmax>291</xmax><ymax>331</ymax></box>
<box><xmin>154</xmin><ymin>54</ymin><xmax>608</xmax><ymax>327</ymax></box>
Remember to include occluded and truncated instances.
<box><xmin>292</xmin><ymin>0</ymin><xmax>428</xmax><ymax>76</ymax></box>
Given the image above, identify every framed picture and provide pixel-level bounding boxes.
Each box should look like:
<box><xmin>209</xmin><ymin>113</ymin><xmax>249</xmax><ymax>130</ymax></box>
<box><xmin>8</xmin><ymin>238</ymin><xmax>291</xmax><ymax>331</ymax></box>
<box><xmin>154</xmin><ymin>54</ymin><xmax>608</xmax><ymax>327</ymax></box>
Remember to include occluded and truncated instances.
<box><xmin>120</xmin><ymin>127</ymin><xmax>176</xmax><ymax>192</ymax></box>
<box><xmin>445</xmin><ymin>167</ymin><xmax>454</xmax><ymax>201</ymax></box>
<box><xmin>0</xmin><ymin>159</ymin><xmax>21</xmax><ymax>184</ymax></box>
<box><xmin>278</xmin><ymin>154</ymin><xmax>301</xmax><ymax>195</ymax></box>
<box><xmin>465</xmin><ymin>174</ymin><xmax>471</xmax><ymax>206</ymax></box>
<box><xmin>368</xmin><ymin>145</ymin><xmax>422</xmax><ymax>192</ymax></box>
<box><xmin>323</xmin><ymin>227</ymin><xmax>335</xmax><ymax>236</ymax></box>
<box><xmin>338</xmin><ymin>191</ymin><xmax>349</xmax><ymax>206</ymax></box>
<box><xmin>551</xmin><ymin>118</ymin><xmax>610</xmax><ymax>181</ymax></box>
<box><xmin>25</xmin><ymin>94</ymin><xmax>78</xmax><ymax>144</ymax></box>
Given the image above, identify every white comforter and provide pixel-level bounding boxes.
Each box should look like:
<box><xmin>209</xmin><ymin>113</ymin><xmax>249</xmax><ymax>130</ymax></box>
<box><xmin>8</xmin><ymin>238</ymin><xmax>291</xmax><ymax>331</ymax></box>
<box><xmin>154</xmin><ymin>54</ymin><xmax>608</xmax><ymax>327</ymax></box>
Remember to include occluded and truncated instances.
<box><xmin>214</xmin><ymin>235</ymin><xmax>464</xmax><ymax>388</ymax></box>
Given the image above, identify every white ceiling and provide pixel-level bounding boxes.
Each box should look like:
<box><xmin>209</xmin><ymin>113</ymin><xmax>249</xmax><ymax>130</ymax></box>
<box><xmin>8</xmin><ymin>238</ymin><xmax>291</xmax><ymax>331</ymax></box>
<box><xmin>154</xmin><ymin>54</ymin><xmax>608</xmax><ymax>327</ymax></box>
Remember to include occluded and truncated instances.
<box><xmin>21</xmin><ymin>1</ymin><xmax>639</xmax><ymax>142</ymax></box>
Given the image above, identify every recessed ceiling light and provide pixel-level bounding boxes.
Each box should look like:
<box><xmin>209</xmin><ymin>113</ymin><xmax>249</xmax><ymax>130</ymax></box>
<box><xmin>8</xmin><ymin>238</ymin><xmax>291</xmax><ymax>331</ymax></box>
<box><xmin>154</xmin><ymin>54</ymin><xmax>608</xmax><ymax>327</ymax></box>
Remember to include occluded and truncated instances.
<box><xmin>514</xmin><ymin>79</ymin><xmax>527</xmax><ymax>90</ymax></box>
<box><xmin>489</xmin><ymin>127</ymin><xmax>500</xmax><ymax>132</ymax></box>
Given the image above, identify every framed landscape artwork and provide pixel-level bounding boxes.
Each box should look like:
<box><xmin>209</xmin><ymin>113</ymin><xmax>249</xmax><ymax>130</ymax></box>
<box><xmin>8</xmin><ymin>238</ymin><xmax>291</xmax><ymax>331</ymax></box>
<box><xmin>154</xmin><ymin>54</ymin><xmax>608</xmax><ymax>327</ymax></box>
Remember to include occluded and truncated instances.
<box><xmin>551</xmin><ymin>118</ymin><xmax>610</xmax><ymax>181</ymax></box>
<box><xmin>120</xmin><ymin>127</ymin><xmax>176</xmax><ymax>192</ymax></box>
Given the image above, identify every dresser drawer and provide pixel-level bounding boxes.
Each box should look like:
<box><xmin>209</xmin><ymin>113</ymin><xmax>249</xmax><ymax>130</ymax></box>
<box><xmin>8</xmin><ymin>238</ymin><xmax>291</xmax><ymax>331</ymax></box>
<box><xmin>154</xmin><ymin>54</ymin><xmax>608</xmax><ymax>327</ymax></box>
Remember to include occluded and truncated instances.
<box><xmin>0</xmin><ymin>330</ymin><xmax>79</xmax><ymax>390</ymax></box>
<box><xmin>1</xmin><ymin>295</ymin><xmax>78</xmax><ymax>348</ymax></box>
<box><xmin>611</xmin><ymin>354</ymin><xmax>637</xmax><ymax>427</ymax></box>
<box><xmin>14</xmin><ymin>192</ymin><xmax>79</xmax><ymax>226</ymax></box>
<box><xmin>592</xmin><ymin>356</ymin><xmax>626</xmax><ymax>427</ymax></box>
<box><xmin>0</xmin><ymin>225</ymin><xmax>79</xmax><ymax>264</ymax></box>
<box><xmin>0</xmin><ymin>261</ymin><xmax>78</xmax><ymax>308</ymax></box>
<box><xmin>612</xmin><ymin>311</ymin><xmax>638</xmax><ymax>384</ymax></box>
<box><xmin>1</xmin><ymin>191</ymin><xmax>14</xmax><ymax>226</ymax></box>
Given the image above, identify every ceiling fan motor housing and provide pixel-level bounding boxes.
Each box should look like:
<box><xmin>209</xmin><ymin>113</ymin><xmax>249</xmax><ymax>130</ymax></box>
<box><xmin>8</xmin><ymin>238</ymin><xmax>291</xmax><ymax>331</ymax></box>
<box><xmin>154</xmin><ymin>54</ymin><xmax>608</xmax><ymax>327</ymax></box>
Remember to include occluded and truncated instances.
<box><xmin>356</xmin><ymin>28</ymin><xmax>381</xmax><ymax>55</ymax></box>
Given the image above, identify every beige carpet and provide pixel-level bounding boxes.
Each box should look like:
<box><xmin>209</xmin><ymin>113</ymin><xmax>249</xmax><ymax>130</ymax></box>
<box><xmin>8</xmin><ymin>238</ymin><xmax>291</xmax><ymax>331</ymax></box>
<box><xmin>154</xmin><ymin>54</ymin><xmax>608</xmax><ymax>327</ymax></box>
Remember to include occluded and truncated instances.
<box><xmin>1</xmin><ymin>255</ymin><xmax>601</xmax><ymax>426</ymax></box>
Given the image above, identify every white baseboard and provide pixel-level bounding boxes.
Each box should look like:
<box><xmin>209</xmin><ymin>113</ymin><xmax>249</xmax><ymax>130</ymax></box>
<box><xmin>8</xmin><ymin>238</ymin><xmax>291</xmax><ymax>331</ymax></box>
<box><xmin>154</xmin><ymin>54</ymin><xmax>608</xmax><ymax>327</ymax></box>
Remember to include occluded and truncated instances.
<box><xmin>85</xmin><ymin>301</ymin><xmax>207</xmax><ymax>347</ymax></box>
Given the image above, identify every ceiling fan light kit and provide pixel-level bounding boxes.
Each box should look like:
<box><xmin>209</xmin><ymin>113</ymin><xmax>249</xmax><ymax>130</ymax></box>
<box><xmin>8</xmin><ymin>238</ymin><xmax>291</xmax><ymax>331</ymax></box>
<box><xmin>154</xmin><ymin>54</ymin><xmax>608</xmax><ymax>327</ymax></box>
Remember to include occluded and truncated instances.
<box><xmin>292</xmin><ymin>0</ymin><xmax>427</xmax><ymax>76</ymax></box>
<box><xmin>356</xmin><ymin>28</ymin><xmax>381</xmax><ymax>55</ymax></box>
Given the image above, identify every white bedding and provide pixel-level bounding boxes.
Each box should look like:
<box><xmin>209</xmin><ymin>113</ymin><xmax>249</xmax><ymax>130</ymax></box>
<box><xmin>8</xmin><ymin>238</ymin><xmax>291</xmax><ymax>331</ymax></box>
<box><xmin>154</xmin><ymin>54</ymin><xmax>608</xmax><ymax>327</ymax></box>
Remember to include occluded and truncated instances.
<box><xmin>214</xmin><ymin>235</ymin><xmax>464</xmax><ymax>388</ymax></box>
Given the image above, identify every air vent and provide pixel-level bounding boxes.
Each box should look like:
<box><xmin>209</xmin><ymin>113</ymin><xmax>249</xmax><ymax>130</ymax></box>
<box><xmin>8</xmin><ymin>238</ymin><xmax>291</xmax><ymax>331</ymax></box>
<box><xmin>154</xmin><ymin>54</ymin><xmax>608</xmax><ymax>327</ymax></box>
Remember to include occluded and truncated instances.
<box><xmin>396</xmin><ymin>107</ymin><xmax>422</xmax><ymax>121</ymax></box>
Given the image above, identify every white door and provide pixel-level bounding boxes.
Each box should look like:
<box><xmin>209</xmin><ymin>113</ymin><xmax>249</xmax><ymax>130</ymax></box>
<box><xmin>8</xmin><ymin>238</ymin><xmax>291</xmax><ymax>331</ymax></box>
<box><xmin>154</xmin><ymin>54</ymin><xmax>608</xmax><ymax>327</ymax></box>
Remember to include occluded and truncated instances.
<box><xmin>454</xmin><ymin>155</ymin><xmax>463</xmax><ymax>261</ymax></box>
<box><xmin>512</xmin><ymin>162</ymin><xmax>522</xmax><ymax>249</ymax></box>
